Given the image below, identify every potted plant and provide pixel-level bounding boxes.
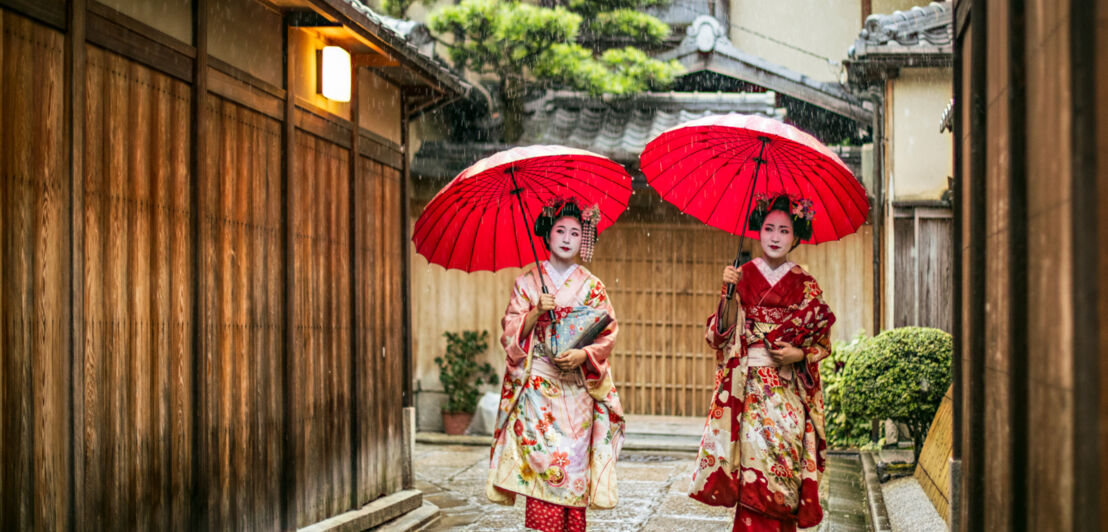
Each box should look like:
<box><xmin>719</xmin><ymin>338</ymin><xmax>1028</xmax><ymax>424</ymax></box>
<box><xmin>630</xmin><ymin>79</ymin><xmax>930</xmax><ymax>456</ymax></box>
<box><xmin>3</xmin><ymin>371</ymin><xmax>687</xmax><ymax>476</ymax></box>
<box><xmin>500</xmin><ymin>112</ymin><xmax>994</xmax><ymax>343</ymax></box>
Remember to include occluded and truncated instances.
<box><xmin>435</xmin><ymin>330</ymin><xmax>498</xmax><ymax>435</ymax></box>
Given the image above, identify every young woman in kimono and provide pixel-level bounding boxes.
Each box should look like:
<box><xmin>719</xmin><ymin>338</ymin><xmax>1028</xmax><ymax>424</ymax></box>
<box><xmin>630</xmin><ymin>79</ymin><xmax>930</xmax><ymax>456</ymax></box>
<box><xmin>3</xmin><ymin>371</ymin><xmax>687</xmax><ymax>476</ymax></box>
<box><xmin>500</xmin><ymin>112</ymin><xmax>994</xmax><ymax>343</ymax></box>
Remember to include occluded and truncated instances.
<box><xmin>486</xmin><ymin>198</ymin><xmax>624</xmax><ymax>532</ymax></box>
<box><xmin>689</xmin><ymin>194</ymin><xmax>835</xmax><ymax>532</ymax></box>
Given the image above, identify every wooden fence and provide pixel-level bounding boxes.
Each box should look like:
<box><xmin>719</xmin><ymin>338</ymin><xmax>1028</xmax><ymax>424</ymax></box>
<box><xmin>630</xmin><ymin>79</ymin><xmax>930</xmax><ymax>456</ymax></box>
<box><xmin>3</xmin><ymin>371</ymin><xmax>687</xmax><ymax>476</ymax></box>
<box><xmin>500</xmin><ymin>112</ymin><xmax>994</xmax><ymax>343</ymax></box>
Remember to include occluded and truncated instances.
<box><xmin>1</xmin><ymin>6</ymin><xmax>415</xmax><ymax>530</ymax></box>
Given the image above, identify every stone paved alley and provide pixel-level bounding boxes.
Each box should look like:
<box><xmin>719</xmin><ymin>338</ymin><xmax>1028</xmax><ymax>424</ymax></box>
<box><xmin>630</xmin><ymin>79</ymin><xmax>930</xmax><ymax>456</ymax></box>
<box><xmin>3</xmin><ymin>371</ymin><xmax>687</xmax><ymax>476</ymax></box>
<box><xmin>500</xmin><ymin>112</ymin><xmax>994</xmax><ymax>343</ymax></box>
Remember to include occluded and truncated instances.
<box><xmin>411</xmin><ymin>416</ymin><xmax>871</xmax><ymax>531</ymax></box>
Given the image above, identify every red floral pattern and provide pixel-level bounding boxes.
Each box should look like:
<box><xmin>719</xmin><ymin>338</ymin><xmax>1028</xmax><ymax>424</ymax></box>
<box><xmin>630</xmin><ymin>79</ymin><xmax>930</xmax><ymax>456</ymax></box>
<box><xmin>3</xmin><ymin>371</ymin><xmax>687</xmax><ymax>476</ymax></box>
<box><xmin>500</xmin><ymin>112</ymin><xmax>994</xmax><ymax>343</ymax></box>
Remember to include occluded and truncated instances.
<box><xmin>690</xmin><ymin>261</ymin><xmax>831</xmax><ymax>529</ymax></box>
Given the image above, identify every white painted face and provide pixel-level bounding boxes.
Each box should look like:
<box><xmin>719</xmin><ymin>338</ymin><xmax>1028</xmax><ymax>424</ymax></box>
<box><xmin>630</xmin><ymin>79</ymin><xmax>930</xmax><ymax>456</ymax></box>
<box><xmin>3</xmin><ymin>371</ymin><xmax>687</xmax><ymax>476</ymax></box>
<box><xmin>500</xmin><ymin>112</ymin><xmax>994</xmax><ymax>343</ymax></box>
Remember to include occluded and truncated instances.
<box><xmin>759</xmin><ymin>210</ymin><xmax>796</xmax><ymax>261</ymax></box>
<box><xmin>548</xmin><ymin>216</ymin><xmax>582</xmax><ymax>262</ymax></box>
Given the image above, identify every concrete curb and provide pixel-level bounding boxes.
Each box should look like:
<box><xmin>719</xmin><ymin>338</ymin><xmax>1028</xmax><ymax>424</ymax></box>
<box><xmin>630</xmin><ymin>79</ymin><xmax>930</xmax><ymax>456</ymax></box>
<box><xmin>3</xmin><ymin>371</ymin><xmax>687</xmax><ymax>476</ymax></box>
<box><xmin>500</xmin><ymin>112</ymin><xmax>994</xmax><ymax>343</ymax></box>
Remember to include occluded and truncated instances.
<box><xmin>859</xmin><ymin>451</ymin><xmax>892</xmax><ymax>532</ymax></box>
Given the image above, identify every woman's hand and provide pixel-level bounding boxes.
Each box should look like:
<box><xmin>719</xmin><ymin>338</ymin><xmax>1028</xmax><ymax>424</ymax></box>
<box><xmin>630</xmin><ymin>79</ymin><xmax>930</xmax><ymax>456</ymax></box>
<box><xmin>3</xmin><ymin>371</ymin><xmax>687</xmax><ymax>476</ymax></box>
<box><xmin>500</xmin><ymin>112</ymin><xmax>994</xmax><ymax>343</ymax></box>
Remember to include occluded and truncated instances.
<box><xmin>554</xmin><ymin>348</ymin><xmax>587</xmax><ymax>370</ymax></box>
<box><xmin>768</xmin><ymin>340</ymin><xmax>805</xmax><ymax>365</ymax></box>
<box><xmin>722</xmin><ymin>265</ymin><xmax>742</xmax><ymax>285</ymax></box>
<box><xmin>534</xmin><ymin>293</ymin><xmax>556</xmax><ymax>314</ymax></box>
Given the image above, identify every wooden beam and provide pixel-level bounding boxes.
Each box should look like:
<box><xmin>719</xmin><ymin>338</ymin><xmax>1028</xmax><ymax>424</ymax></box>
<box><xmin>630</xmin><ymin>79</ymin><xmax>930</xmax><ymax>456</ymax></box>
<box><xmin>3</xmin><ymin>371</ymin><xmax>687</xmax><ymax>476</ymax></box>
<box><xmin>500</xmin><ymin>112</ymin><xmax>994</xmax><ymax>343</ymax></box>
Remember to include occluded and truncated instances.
<box><xmin>695</xmin><ymin>52</ymin><xmax>873</xmax><ymax>124</ymax></box>
<box><xmin>207</xmin><ymin>66</ymin><xmax>284</xmax><ymax>121</ymax></box>
<box><xmin>86</xmin><ymin>3</ymin><xmax>194</xmax><ymax>83</ymax></box>
<box><xmin>295</xmin><ymin>103</ymin><xmax>353</xmax><ymax>149</ymax></box>
<box><xmin>353</xmin><ymin>53</ymin><xmax>400</xmax><ymax>68</ymax></box>
<box><xmin>0</xmin><ymin>0</ymin><xmax>64</xmax><ymax>30</ymax></box>
<box><xmin>66</xmin><ymin>0</ymin><xmax>87</xmax><ymax>528</ymax></box>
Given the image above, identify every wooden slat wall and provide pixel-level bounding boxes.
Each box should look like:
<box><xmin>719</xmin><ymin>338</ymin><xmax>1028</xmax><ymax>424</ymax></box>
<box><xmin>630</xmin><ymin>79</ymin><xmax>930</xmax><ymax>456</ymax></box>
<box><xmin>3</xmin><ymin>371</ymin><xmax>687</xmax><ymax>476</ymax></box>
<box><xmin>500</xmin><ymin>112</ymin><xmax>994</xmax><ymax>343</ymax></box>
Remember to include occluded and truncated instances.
<box><xmin>589</xmin><ymin>223</ymin><xmax>735</xmax><ymax>416</ymax></box>
<box><xmin>82</xmin><ymin>45</ymin><xmax>193</xmax><ymax>530</ymax></box>
<box><xmin>914</xmin><ymin>385</ymin><xmax>953</xmax><ymax>522</ymax></box>
<box><xmin>292</xmin><ymin>131</ymin><xmax>353</xmax><ymax>526</ymax></box>
<box><xmin>200</xmin><ymin>96</ymin><xmax>283</xmax><ymax>530</ymax></box>
<box><xmin>1</xmin><ymin>5</ymin><xmax>417</xmax><ymax>530</ymax></box>
<box><xmin>919</xmin><ymin>218</ymin><xmax>953</xmax><ymax>332</ymax></box>
<box><xmin>356</xmin><ymin>157</ymin><xmax>405</xmax><ymax>502</ymax></box>
<box><xmin>0</xmin><ymin>11</ymin><xmax>69</xmax><ymax>531</ymax></box>
<box><xmin>412</xmin><ymin>217</ymin><xmax>873</xmax><ymax>417</ymax></box>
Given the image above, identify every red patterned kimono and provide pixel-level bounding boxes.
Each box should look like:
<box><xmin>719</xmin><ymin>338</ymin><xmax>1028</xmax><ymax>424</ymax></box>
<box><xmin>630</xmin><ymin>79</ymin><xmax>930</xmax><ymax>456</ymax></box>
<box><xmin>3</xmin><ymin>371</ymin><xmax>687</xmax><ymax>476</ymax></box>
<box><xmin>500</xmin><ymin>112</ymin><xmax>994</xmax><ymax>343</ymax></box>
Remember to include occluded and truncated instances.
<box><xmin>689</xmin><ymin>258</ymin><xmax>834</xmax><ymax>531</ymax></box>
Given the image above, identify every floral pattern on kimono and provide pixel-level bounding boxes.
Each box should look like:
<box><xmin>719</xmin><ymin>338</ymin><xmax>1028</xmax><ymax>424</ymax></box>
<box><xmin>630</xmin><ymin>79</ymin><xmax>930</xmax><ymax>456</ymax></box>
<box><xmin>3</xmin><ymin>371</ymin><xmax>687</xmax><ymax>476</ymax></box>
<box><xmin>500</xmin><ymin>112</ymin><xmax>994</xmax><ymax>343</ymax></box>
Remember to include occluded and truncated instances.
<box><xmin>487</xmin><ymin>263</ymin><xmax>624</xmax><ymax>509</ymax></box>
<box><xmin>690</xmin><ymin>259</ymin><xmax>834</xmax><ymax>529</ymax></box>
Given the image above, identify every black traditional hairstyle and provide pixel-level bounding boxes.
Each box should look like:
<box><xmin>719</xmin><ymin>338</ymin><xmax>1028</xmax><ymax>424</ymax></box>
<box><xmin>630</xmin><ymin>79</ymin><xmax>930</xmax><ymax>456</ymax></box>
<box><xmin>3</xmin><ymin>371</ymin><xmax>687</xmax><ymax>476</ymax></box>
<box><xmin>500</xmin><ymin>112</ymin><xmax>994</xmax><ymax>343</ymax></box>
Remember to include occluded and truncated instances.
<box><xmin>746</xmin><ymin>194</ymin><xmax>815</xmax><ymax>244</ymax></box>
<box><xmin>533</xmin><ymin>198</ymin><xmax>600</xmax><ymax>262</ymax></box>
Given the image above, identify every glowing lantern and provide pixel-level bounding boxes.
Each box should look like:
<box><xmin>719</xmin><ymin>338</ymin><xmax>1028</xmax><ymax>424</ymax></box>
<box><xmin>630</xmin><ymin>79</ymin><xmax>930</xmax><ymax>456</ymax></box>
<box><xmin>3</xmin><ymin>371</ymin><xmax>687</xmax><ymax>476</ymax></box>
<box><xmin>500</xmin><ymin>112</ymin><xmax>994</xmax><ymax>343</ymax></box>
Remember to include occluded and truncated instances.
<box><xmin>319</xmin><ymin>45</ymin><xmax>351</xmax><ymax>102</ymax></box>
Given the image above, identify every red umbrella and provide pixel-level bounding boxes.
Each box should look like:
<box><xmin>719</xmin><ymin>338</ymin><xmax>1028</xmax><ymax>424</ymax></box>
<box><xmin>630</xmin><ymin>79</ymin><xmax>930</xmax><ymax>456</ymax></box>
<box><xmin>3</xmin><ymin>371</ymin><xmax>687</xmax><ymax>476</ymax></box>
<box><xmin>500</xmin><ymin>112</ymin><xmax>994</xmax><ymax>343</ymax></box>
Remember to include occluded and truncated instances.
<box><xmin>412</xmin><ymin>145</ymin><xmax>632</xmax><ymax>276</ymax></box>
<box><xmin>640</xmin><ymin>113</ymin><xmax>869</xmax><ymax>245</ymax></box>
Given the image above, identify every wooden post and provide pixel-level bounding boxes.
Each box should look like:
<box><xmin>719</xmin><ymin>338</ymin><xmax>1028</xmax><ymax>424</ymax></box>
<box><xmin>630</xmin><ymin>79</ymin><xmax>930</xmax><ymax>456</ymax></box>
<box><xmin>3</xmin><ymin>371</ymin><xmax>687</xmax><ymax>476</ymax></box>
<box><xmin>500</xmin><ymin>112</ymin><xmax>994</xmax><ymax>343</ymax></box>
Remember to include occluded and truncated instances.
<box><xmin>1070</xmin><ymin>0</ymin><xmax>1099</xmax><ymax>528</ymax></box>
<box><xmin>189</xmin><ymin>0</ymin><xmax>208</xmax><ymax>528</ymax></box>
<box><xmin>281</xmin><ymin>18</ymin><xmax>297</xmax><ymax>530</ymax></box>
<box><xmin>66</xmin><ymin>0</ymin><xmax>87</xmax><ymax>528</ymax></box>
<box><xmin>349</xmin><ymin>64</ymin><xmax>361</xmax><ymax>509</ymax></box>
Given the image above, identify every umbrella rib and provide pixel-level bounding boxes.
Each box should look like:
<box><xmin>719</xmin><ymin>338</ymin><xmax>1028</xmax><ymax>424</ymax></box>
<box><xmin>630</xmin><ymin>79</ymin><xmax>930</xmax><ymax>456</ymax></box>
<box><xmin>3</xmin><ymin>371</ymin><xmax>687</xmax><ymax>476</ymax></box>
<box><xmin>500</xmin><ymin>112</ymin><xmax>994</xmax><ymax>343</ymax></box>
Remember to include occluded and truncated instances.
<box><xmin>651</xmin><ymin>139</ymin><xmax>756</xmax><ymax>205</ymax></box>
<box><xmin>423</xmin><ymin>200</ymin><xmax>464</xmax><ymax>266</ymax></box>
<box><xmin>769</xmin><ymin>145</ymin><xmax>840</xmax><ymax>239</ymax></box>
<box><xmin>465</xmin><ymin>193</ymin><xmax>492</xmax><ymax>272</ymax></box>
<box><xmin>640</xmin><ymin>127</ymin><xmax>751</xmax><ymax>168</ymax></box>
<box><xmin>522</xmin><ymin>160</ymin><xmax>632</xmax><ymax>206</ymax></box>
<box><xmin>789</xmin><ymin>148</ymin><xmax>864</xmax><ymax>236</ymax></box>
<box><xmin>775</xmin><ymin>146</ymin><xmax>854</xmax><ymax>239</ymax></box>
<box><xmin>643</xmin><ymin>132</ymin><xmax>759</xmax><ymax>181</ymax></box>
<box><xmin>518</xmin><ymin>165</ymin><xmax>632</xmax><ymax>219</ymax></box>
<box><xmin>665</xmin><ymin>139</ymin><xmax>760</xmax><ymax>215</ymax></box>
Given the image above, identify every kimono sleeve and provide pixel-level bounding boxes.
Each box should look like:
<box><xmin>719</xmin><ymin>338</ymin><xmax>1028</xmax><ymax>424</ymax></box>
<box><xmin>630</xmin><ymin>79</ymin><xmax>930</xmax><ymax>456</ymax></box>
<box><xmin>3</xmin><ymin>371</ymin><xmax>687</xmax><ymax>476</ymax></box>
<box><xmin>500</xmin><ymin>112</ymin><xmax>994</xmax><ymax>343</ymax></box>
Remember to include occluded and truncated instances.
<box><xmin>499</xmin><ymin>276</ymin><xmax>535</xmax><ymax>368</ymax></box>
<box><xmin>799</xmin><ymin>278</ymin><xmax>833</xmax><ymax>364</ymax></box>
<box><xmin>705</xmin><ymin>285</ymin><xmax>741</xmax><ymax>351</ymax></box>
<box><xmin>579</xmin><ymin>278</ymin><xmax>618</xmax><ymax>380</ymax></box>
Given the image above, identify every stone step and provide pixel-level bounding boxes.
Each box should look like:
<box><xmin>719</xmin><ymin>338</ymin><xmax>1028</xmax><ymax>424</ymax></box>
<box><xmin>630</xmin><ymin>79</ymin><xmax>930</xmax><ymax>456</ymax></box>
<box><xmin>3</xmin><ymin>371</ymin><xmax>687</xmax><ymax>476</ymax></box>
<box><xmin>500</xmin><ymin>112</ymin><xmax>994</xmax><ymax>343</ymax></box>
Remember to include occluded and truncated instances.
<box><xmin>375</xmin><ymin>501</ymin><xmax>441</xmax><ymax>532</ymax></box>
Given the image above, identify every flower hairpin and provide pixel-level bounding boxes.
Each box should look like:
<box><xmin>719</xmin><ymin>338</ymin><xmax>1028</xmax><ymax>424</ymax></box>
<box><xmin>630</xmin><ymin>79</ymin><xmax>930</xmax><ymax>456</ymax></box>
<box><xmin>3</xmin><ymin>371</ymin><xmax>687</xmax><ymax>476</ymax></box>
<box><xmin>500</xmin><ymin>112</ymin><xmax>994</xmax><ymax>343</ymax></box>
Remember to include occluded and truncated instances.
<box><xmin>791</xmin><ymin>198</ymin><xmax>815</xmax><ymax>221</ymax></box>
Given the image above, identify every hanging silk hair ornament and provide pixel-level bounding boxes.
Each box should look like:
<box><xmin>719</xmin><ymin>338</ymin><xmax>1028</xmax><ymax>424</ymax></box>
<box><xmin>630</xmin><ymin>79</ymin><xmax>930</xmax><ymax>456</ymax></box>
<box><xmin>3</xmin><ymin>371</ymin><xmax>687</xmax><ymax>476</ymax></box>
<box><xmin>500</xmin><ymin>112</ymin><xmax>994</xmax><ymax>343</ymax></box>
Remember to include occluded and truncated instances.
<box><xmin>580</xmin><ymin>204</ymin><xmax>601</xmax><ymax>263</ymax></box>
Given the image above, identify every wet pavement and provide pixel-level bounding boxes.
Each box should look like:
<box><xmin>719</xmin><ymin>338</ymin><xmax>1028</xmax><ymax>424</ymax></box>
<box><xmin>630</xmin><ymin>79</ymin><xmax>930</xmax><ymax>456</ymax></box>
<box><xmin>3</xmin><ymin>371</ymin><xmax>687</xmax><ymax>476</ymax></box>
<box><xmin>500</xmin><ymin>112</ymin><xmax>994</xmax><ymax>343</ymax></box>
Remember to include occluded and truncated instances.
<box><xmin>413</xmin><ymin>416</ymin><xmax>871</xmax><ymax>531</ymax></box>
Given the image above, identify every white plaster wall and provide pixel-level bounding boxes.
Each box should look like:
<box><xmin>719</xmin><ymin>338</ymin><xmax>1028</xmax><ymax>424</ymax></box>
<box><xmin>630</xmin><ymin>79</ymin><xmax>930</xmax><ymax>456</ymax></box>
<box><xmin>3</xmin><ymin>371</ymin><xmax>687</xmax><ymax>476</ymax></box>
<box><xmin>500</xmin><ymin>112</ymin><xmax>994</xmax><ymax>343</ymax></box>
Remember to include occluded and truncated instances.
<box><xmin>100</xmin><ymin>0</ymin><xmax>192</xmax><ymax>45</ymax></box>
<box><xmin>207</xmin><ymin>0</ymin><xmax>283</xmax><ymax>88</ymax></box>
<box><xmin>889</xmin><ymin>67</ymin><xmax>954</xmax><ymax>201</ymax></box>
<box><xmin>728</xmin><ymin>0</ymin><xmax>861</xmax><ymax>83</ymax></box>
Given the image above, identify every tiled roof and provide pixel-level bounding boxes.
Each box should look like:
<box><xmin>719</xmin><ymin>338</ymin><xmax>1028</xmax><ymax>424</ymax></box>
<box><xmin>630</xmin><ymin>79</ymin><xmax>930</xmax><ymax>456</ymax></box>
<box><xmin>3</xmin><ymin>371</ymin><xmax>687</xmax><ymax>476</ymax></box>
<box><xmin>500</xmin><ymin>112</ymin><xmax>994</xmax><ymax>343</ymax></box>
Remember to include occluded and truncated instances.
<box><xmin>849</xmin><ymin>2</ymin><xmax>953</xmax><ymax>59</ymax></box>
<box><xmin>324</xmin><ymin>0</ymin><xmax>467</xmax><ymax>97</ymax></box>
<box><xmin>412</xmin><ymin>90</ymin><xmax>786</xmax><ymax>179</ymax></box>
<box><xmin>519</xmin><ymin>91</ymin><xmax>785</xmax><ymax>163</ymax></box>
<box><xmin>660</xmin><ymin>16</ymin><xmax>873</xmax><ymax>124</ymax></box>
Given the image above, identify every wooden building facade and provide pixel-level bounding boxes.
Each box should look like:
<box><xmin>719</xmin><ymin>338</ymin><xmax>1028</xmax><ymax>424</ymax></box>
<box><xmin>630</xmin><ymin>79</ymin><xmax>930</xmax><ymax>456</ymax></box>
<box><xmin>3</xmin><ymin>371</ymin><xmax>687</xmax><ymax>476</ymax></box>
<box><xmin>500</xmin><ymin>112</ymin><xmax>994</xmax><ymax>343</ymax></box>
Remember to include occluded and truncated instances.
<box><xmin>0</xmin><ymin>0</ymin><xmax>464</xmax><ymax>529</ymax></box>
<box><xmin>952</xmin><ymin>0</ymin><xmax>1107</xmax><ymax>529</ymax></box>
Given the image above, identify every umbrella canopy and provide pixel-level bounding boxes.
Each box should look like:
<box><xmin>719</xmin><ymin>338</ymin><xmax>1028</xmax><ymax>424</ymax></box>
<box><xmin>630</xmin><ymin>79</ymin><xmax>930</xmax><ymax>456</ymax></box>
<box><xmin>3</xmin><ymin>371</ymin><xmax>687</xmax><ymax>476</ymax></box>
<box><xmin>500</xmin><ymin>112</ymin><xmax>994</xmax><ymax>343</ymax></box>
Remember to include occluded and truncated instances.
<box><xmin>639</xmin><ymin>113</ymin><xmax>869</xmax><ymax>244</ymax></box>
<box><xmin>413</xmin><ymin>145</ymin><xmax>633</xmax><ymax>272</ymax></box>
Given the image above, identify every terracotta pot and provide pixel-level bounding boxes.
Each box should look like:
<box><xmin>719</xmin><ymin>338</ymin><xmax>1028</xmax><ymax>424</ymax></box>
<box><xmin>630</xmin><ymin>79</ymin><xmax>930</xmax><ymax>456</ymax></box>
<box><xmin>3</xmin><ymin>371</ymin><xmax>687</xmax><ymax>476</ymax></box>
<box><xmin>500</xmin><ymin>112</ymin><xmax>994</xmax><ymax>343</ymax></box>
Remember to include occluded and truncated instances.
<box><xmin>442</xmin><ymin>411</ymin><xmax>473</xmax><ymax>435</ymax></box>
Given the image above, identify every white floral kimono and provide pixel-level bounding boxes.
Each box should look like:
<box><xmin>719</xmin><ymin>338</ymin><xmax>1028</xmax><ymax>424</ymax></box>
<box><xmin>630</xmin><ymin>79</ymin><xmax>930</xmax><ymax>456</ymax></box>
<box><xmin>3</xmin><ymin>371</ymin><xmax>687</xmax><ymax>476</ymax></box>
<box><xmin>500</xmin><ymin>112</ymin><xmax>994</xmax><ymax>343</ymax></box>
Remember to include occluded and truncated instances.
<box><xmin>486</xmin><ymin>262</ymin><xmax>624</xmax><ymax>509</ymax></box>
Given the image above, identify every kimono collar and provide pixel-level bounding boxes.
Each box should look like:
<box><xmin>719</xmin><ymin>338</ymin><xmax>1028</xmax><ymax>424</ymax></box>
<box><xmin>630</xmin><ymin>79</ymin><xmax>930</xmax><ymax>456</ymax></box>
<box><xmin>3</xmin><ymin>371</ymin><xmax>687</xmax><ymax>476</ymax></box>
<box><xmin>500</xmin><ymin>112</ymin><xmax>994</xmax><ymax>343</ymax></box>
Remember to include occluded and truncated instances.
<box><xmin>753</xmin><ymin>257</ymin><xmax>795</xmax><ymax>287</ymax></box>
<box><xmin>542</xmin><ymin>260</ymin><xmax>579</xmax><ymax>288</ymax></box>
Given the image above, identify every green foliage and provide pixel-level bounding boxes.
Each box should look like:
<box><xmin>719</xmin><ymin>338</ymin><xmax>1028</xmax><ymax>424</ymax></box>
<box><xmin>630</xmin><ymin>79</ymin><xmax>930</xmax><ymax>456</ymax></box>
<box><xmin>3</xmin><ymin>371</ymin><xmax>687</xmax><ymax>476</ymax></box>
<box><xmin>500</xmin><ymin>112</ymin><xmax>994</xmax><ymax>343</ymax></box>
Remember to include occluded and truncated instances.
<box><xmin>381</xmin><ymin>0</ymin><xmax>416</xmax><ymax>19</ymax></box>
<box><xmin>820</xmin><ymin>331</ymin><xmax>872</xmax><ymax>448</ymax></box>
<box><xmin>429</xmin><ymin>0</ymin><xmax>581</xmax><ymax>75</ymax></box>
<box><xmin>841</xmin><ymin>327</ymin><xmax>953</xmax><ymax>462</ymax></box>
<box><xmin>567</xmin><ymin>0</ymin><xmax>670</xmax><ymax>15</ymax></box>
<box><xmin>435</xmin><ymin>330</ymin><xmax>498</xmax><ymax>414</ymax></box>
<box><xmin>428</xmin><ymin>0</ymin><xmax>683</xmax><ymax>141</ymax></box>
<box><xmin>589</xmin><ymin>10</ymin><xmax>671</xmax><ymax>44</ymax></box>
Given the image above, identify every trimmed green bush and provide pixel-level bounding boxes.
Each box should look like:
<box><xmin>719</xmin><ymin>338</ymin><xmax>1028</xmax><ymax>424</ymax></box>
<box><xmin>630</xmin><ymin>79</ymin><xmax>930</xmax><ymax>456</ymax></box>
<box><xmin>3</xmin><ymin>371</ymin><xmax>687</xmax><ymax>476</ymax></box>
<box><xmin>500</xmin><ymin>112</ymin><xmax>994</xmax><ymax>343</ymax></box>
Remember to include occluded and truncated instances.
<box><xmin>841</xmin><ymin>327</ymin><xmax>952</xmax><ymax>462</ymax></box>
<box><xmin>821</xmin><ymin>331</ymin><xmax>872</xmax><ymax>448</ymax></box>
<box><xmin>436</xmin><ymin>330</ymin><xmax>498</xmax><ymax>414</ymax></box>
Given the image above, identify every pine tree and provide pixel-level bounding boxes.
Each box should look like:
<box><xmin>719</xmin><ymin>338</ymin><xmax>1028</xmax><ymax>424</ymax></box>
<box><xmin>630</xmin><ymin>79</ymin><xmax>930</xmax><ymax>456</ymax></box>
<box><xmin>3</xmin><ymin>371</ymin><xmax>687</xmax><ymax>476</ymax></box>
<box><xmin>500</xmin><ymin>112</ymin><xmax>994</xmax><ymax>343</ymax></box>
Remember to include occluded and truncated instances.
<box><xmin>422</xmin><ymin>0</ymin><xmax>683</xmax><ymax>142</ymax></box>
